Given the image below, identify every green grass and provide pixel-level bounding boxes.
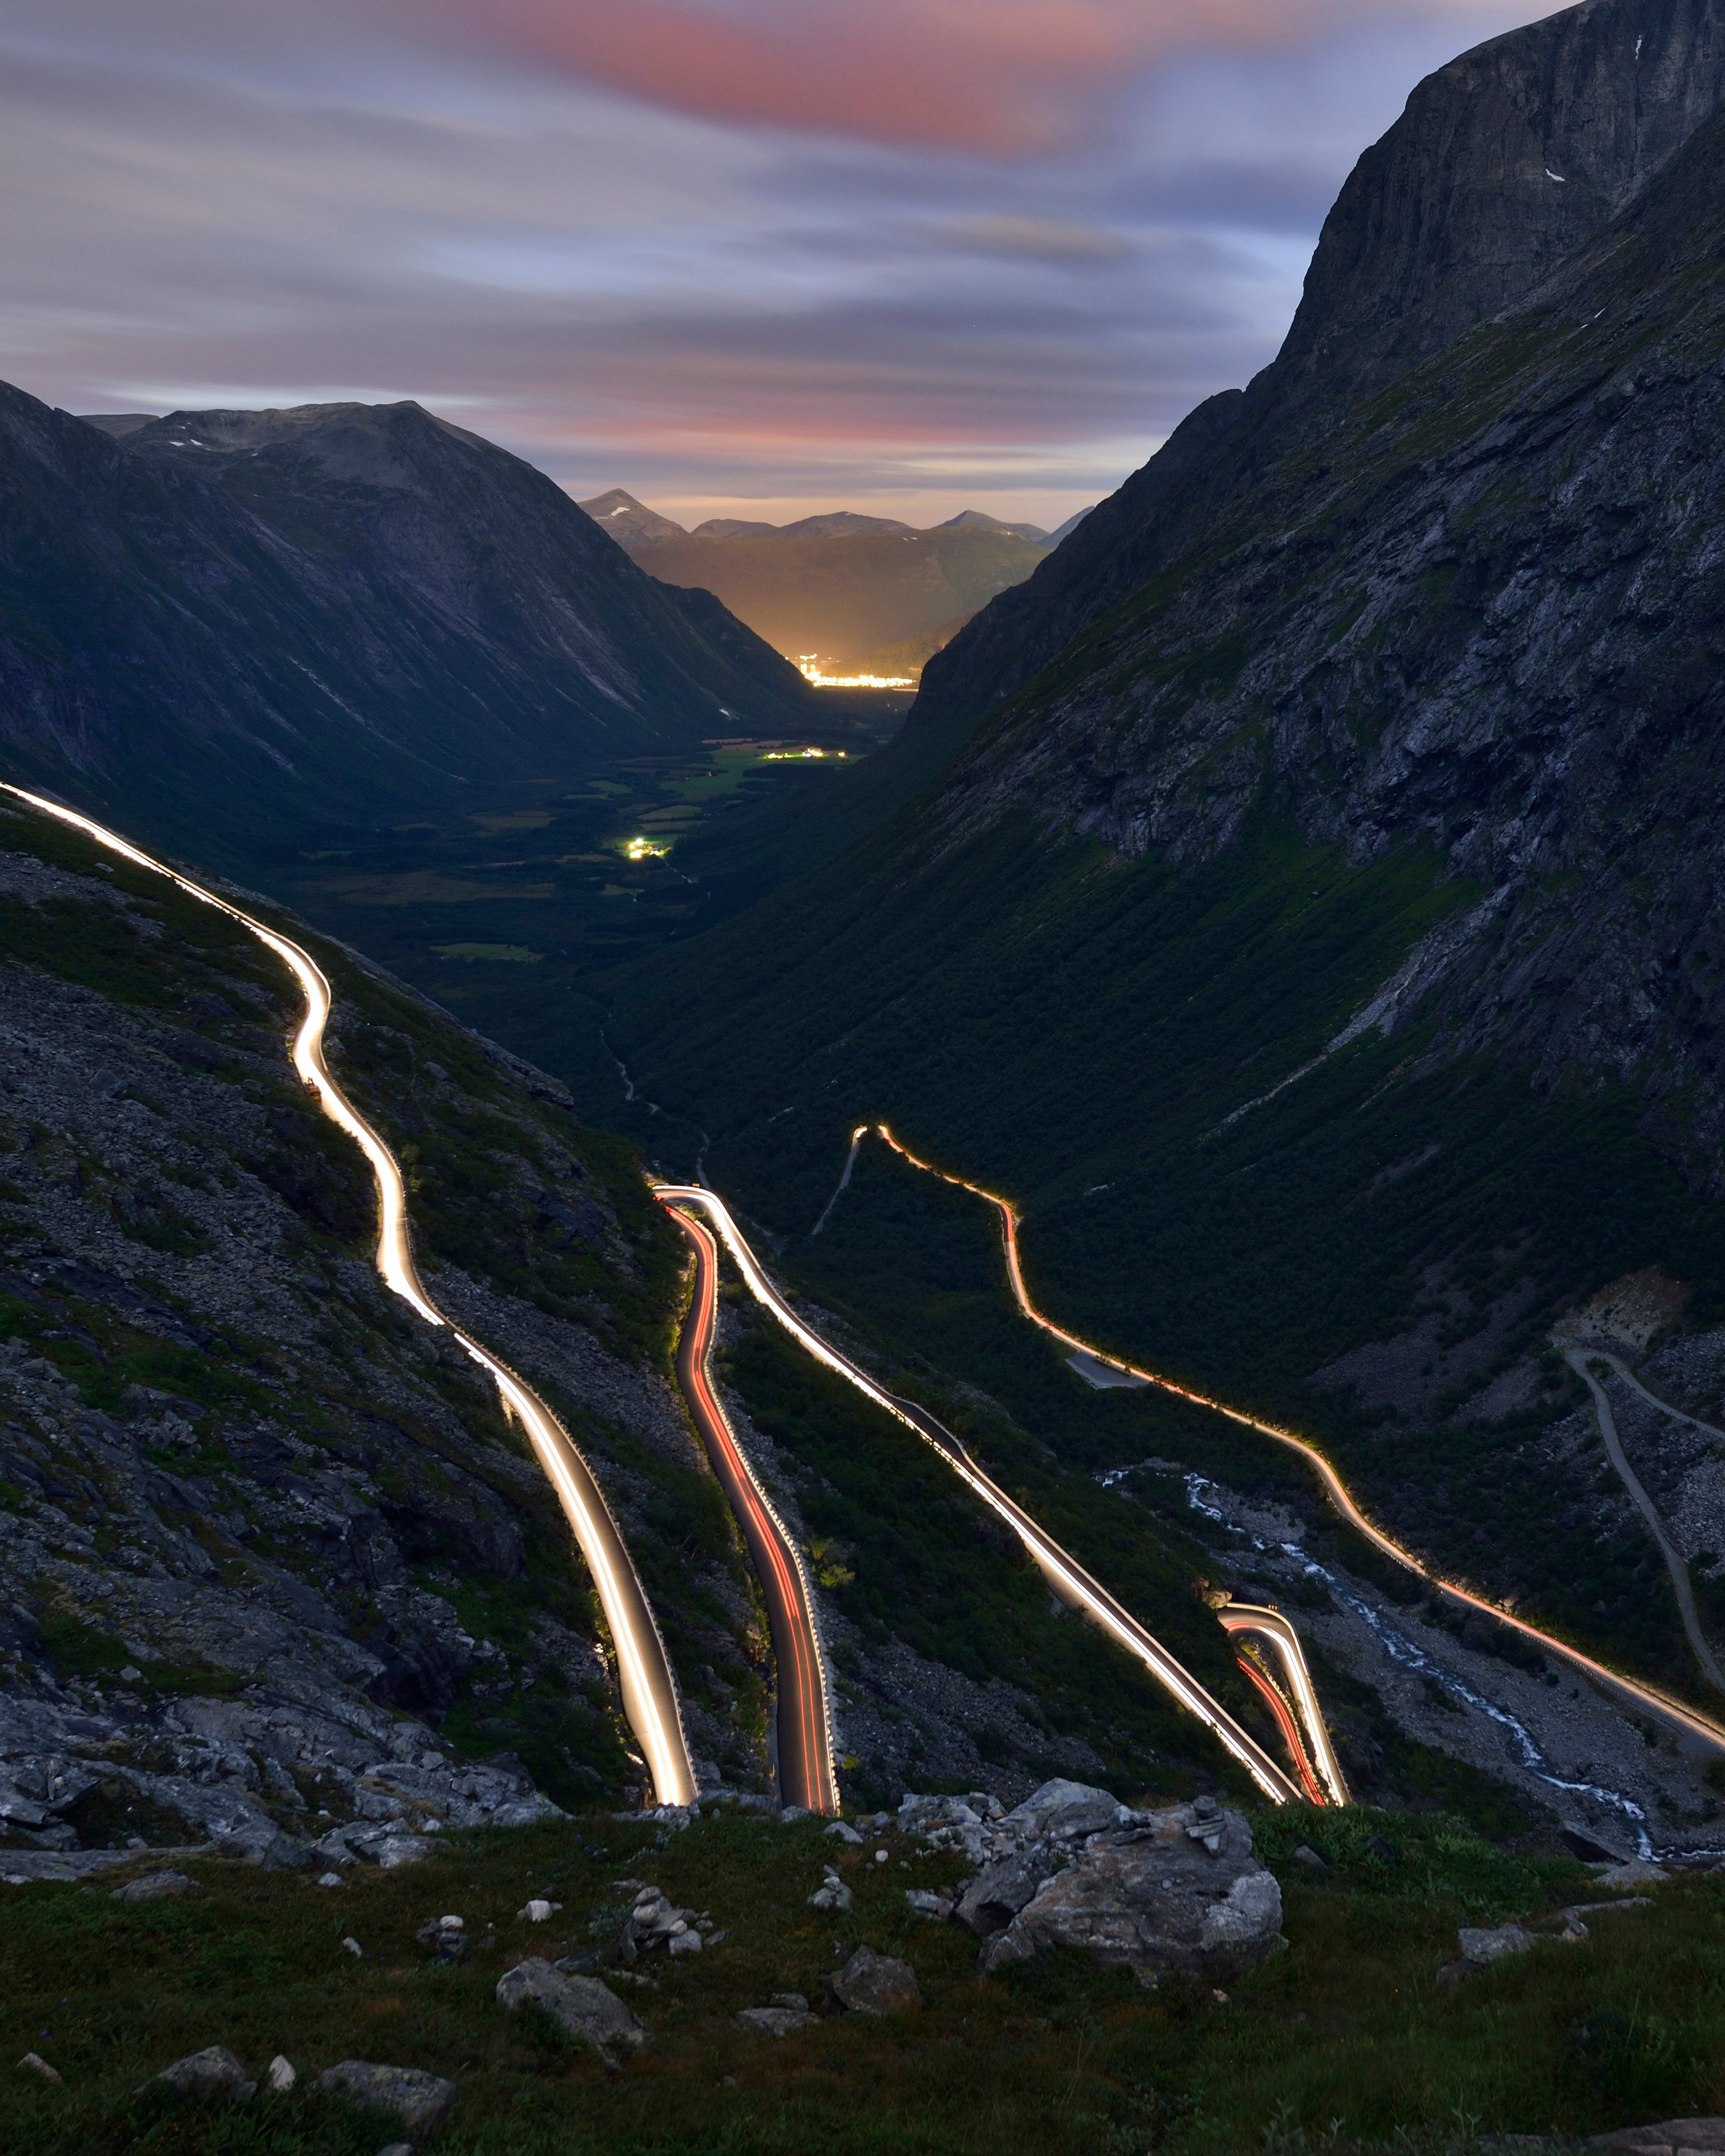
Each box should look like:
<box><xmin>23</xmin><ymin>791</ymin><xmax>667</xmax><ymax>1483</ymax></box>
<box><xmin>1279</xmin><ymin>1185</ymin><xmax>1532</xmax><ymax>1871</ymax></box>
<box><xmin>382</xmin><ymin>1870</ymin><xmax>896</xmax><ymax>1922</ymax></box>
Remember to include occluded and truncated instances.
<box><xmin>1</xmin><ymin>1808</ymin><xmax>1715</xmax><ymax>2155</ymax></box>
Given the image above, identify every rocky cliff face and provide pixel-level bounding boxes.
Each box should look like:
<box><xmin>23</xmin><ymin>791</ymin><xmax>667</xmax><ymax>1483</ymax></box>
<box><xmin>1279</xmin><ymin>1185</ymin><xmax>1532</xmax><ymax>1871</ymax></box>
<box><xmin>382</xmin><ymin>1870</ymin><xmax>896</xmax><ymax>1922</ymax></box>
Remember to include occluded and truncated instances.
<box><xmin>916</xmin><ymin>0</ymin><xmax>1725</xmax><ymax>733</ymax></box>
<box><xmin>947</xmin><ymin>96</ymin><xmax>1725</xmax><ymax>1177</ymax></box>
<box><xmin>0</xmin><ymin>388</ymin><xmax>815</xmax><ymax>868</ymax></box>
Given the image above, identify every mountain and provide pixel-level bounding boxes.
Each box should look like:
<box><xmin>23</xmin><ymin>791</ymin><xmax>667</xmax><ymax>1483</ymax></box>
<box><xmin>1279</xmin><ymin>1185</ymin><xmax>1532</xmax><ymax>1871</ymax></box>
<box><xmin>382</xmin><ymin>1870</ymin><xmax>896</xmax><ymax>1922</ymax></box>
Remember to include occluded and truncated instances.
<box><xmin>915</xmin><ymin>0</ymin><xmax>1725</xmax><ymax>732</ymax></box>
<box><xmin>691</xmin><ymin>516</ymin><xmax>782</xmax><ymax>538</ymax></box>
<box><xmin>1044</xmin><ymin>505</ymin><xmax>1094</xmax><ymax>545</ymax></box>
<box><xmin>939</xmin><ymin>510</ymin><xmax>1050</xmax><ymax>542</ymax></box>
<box><xmin>850</xmin><ymin>613</ymin><xmax>972</xmax><ymax>682</ymax></box>
<box><xmin>776</xmin><ymin>512</ymin><xmax>916</xmax><ymax>539</ymax></box>
<box><xmin>617</xmin><ymin>520</ymin><xmax>1046</xmax><ymax>668</ymax></box>
<box><xmin>593</xmin><ymin>0</ymin><xmax>1725</xmax><ymax>1708</ymax></box>
<box><xmin>0</xmin><ymin>397</ymin><xmax>816</xmax><ymax>867</ymax></box>
<box><xmin>574</xmin><ymin>485</ymin><xmax>689</xmax><ymax>544</ymax></box>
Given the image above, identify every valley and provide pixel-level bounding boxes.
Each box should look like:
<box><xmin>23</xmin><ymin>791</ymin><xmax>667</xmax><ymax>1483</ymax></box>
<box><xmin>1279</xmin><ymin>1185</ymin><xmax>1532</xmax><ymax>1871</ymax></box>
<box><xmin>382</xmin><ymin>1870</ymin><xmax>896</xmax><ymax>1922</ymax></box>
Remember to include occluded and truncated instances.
<box><xmin>10</xmin><ymin>0</ymin><xmax>1725</xmax><ymax>2143</ymax></box>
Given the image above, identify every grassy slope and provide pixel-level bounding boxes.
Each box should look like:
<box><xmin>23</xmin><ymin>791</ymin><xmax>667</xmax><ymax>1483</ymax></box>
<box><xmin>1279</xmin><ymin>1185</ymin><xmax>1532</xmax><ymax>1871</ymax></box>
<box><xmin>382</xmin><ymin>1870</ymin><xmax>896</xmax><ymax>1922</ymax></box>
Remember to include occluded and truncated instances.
<box><xmin>3</xmin><ymin>1806</ymin><xmax>1721</xmax><ymax>2154</ymax></box>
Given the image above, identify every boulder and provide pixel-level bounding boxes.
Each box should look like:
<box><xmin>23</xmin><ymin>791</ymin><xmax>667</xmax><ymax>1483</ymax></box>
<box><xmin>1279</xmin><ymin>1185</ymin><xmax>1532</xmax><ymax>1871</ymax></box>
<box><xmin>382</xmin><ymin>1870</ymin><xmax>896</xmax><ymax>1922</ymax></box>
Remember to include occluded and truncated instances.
<box><xmin>999</xmin><ymin>1778</ymin><xmax>1123</xmax><ymax>1843</ymax></box>
<box><xmin>1591</xmin><ymin>1860</ymin><xmax>1669</xmax><ymax>1890</ymax></box>
<box><xmin>829</xmin><ymin>1945</ymin><xmax>921</xmax><ymax>2014</ymax></box>
<box><xmin>264</xmin><ymin>2055</ymin><xmax>296</xmax><ymax>2093</ymax></box>
<box><xmin>373</xmin><ymin>1837</ymin><xmax>429</xmax><ymax>1870</ymax></box>
<box><xmin>1457</xmin><ymin>1924</ymin><xmax>1536</xmax><ymax>1966</ymax></box>
<box><xmin>155</xmin><ymin>2046</ymin><xmax>256</xmax><ymax>2102</ymax></box>
<box><xmin>736</xmin><ymin>2005</ymin><xmax>818</xmax><ymax>2037</ymax></box>
<box><xmin>1591</xmin><ymin>2122</ymin><xmax>1725</xmax><ymax>2153</ymax></box>
<box><xmin>956</xmin><ymin>1844</ymin><xmax>1061</xmax><ymax>1938</ymax></box>
<box><xmin>975</xmin><ymin>1798</ymin><xmax>1282</xmax><ymax>1981</ymax></box>
<box><xmin>112</xmin><ymin>1870</ymin><xmax>198</xmax><ymax>1903</ymax></box>
<box><xmin>495</xmin><ymin>1958</ymin><xmax>649</xmax><ymax>2067</ymax></box>
<box><xmin>316</xmin><ymin>2061</ymin><xmax>457</xmax><ymax>2138</ymax></box>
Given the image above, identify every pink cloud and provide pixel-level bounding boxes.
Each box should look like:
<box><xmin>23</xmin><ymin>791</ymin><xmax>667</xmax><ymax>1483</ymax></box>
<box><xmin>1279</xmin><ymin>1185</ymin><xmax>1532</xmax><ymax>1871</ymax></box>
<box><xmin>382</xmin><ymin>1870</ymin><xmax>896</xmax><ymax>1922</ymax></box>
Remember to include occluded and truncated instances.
<box><xmin>411</xmin><ymin>0</ymin><xmax>1552</xmax><ymax>153</ymax></box>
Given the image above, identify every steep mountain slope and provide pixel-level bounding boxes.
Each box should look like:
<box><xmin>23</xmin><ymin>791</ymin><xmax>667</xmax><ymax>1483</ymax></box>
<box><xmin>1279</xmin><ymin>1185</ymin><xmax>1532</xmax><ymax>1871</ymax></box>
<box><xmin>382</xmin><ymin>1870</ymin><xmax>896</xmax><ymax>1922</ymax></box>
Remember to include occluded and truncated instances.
<box><xmin>0</xmin><ymin>390</ymin><xmax>815</xmax><ymax>868</ymax></box>
<box><xmin>597</xmin><ymin>37</ymin><xmax>1725</xmax><ymax>1705</ymax></box>
<box><xmin>0</xmin><ymin>795</ymin><xmax>1297</xmax><ymax>1837</ymax></box>
<box><xmin>916</xmin><ymin>0</ymin><xmax>1725</xmax><ymax>731</ymax></box>
<box><xmin>618</xmin><ymin>522</ymin><xmax>1045</xmax><ymax>668</ymax></box>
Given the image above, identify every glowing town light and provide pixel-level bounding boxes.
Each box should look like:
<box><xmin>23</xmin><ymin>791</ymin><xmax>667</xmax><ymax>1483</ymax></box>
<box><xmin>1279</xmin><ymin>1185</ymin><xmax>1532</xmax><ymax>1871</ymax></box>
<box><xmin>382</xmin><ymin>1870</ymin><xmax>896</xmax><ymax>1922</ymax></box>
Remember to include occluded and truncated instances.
<box><xmin>624</xmin><ymin>836</ymin><xmax>667</xmax><ymax>860</ymax></box>
<box><xmin>796</xmin><ymin>655</ymin><xmax>915</xmax><ymax>690</ymax></box>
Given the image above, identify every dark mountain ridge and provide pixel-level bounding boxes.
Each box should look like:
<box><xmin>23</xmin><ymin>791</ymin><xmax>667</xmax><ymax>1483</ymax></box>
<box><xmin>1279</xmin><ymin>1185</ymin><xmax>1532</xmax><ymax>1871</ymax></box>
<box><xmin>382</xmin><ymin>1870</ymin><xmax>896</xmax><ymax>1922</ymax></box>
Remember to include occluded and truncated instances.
<box><xmin>0</xmin><ymin>390</ymin><xmax>814</xmax><ymax>866</ymax></box>
<box><xmin>916</xmin><ymin>0</ymin><xmax>1725</xmax><ymax>732</ymax></box>
<box><xmin>944</xmin><ymin>92</ymin><xmax>1725</xmax><ymax>1173</ymax></box>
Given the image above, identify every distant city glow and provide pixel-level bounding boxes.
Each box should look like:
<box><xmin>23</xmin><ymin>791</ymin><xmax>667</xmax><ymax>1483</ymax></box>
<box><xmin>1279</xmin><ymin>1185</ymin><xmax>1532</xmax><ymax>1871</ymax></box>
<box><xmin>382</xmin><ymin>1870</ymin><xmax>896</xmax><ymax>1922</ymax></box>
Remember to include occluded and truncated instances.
<box><xmin>624</xmin><ymin>836</ymin><xmax>668</xmax><ymax>859</ymax></box>
<box><xmin>762</xmin><ymin>745</ymin><xmax>848</xmax><ymax>761</ymax></box>
<box><xmin>797</xmin><ymin>655</ymin><xmax>916</xmax><ymax>689</ymax></box>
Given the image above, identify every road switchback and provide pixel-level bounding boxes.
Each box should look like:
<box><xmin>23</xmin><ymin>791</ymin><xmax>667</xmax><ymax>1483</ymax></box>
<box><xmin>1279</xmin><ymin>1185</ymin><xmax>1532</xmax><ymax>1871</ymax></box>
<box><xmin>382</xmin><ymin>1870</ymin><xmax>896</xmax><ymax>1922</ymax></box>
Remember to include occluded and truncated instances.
<box><xmin>663</xmin><ymin>1201</ymin><xmax>838</xmax><ymax>1813</ymax></box>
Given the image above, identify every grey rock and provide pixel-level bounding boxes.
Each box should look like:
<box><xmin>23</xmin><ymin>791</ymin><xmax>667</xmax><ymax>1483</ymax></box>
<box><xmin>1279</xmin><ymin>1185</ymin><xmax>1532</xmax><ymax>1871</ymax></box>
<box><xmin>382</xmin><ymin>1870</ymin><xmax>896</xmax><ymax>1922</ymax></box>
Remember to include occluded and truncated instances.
<box><xmin>156</xmin><ymin>2045</ymin><xmax>256</xmax><ymax>2102</ymax></box>
<box><xmin>372</xmin><ymin>1837</ymin><xmax>429</xmax><ymax>1870</ymax></box>
<box><xmin>1591</xmin><ymin>2122</ymin><xmax>1725</xmax><ymax>2153</ymax></box>
<box><xmin>1458</xmin><ymin>1923</ymin><xmax>1537</xmax><ymax>1966</ymax></box>
<box><xmin>825</xmin><ymin>1820</ymin><xmax>864</xmax><ymax>1845</ymax></box>
<box><xmin>111</xmin><ymin>1868</ymin><xmax>197</xmax><ymax>1902</ymax></box>
<box><xmin>905</xmin><ymin>1888</ymin><xmax>952</xmax><ymax>1918</ymax></box>
<box><xmin>808</xmin><ymin>1866</ymin><xmax>853</xmax><ymax>1913</ymax></box>
<box><xmin>999</xmin><ymin>1778</ymin><xmax>1123</xmax><ymax>1843</ymax></box>
<box><xmin>977</xmin><ymin>1799</ymin><xmax>1282</xmax><ymax>1980</ymax></box>
<box><xmin>316</xmin><ymin>2061</ymin><xmax>457</xmax><ymax>2138</ymax></box>
<box><xmin>1290</xmin><ymin>1845</ymin><xmax>1328</xmax><ymax>1875</ymax></box>
<box><xmin>956</xmin><ymin>1844</ymin><xmax>1062</xmax><ymax>1938</ymax></box>
<box><xmin>19</xmin><ymin>2050</ymin><xmax>61</xmax><ymax>2083</ymax></box>
<box><xmin>829</xmin><ymin>1945</ymin><xmax>921</xmax><ymax>2015</ymax></box>
<box><xmin>736</xmin><ymin>2005</ymin><xmax>818</xmax><ymax>2037</ymax></box>
<box><xmin>495</xmin><ymin>1958</ymin><xmax>649</xmax><ymax>2067</ymax></box>
<box><xmin>265</xmin><ymin>2054</ymin><xmax>296</xmax><ymax>2093</ymax></box>
<box><xmin>622</xmin><ymin>1885</ymin><xmax>701</xmax><ymax>1956</ymax></box>
<box><xmin>1591</xmin><ymin>1860</ymin><xmax>1669</xmax><ymax>1889</ymax></box>
<box><xmin>415</xmin><ymin>1916</ymin><xmax>467</xmax><ymax>1963</ymax></box>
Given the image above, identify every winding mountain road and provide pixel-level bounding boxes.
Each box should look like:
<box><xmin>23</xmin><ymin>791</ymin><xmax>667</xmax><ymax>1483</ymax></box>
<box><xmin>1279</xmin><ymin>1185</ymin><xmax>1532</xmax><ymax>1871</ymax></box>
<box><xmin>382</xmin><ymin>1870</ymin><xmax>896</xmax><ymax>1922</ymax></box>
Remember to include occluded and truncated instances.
<box><xmin>1</xmin><ymin>784</ymin><xmax>698</xmax><ymax>1809</ymax></box>
<box><xmin>663</xmin><ymin>1202</ymin><xmax>838</xmax><ymax>1812</ymax></box>
<box><xmin>1565</xmin><ymin>1348</ymin><xmax>1725</xmax><ymax>1694</ymax></box>
<box><xmin>867</xmin><ymin>1122</ymin><xmax>1725</xmax><ymax>1761</ymax></box>
<box><xmin>654</xmin><ymin>1182</ymin><xmax>1310</xmax><ymax>1805</ymax></box>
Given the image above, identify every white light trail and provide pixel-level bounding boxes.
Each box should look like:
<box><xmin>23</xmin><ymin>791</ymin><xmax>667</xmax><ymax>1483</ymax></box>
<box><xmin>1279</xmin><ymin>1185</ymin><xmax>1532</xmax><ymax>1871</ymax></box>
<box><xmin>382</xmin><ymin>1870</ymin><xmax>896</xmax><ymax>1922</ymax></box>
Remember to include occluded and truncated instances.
<box><xmin>0</xmin><ymin>784</ymin><xmax>696</xmax><ymax>1809</ymax></box>
<box><xmin>1220</xmin><ymin>1605</ymin><xmax>1349</xmax><ymax>1808</ymax></box>
<box><xmin>654</xmin><ymin>1182</ymin><xmax>1305</xmax><ymax>1805</ymax></box>
<box><xmin>871</xmin><ymin>1123</ymin><xmax>1725</xmax><ymax>1761</ymax></box>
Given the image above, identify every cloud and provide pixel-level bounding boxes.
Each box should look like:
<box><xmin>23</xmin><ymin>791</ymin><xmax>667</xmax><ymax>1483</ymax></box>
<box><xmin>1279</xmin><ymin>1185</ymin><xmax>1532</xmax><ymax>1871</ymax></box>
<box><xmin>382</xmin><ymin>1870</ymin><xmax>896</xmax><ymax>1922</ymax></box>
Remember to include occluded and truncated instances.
<box><xmin>401</xmin><ymin>1</ymin><xmax>1563</xmax><ymax>151</ymax></box>
<box><xmin>922</xmin><ymin>215</ymin><xmax>1132</xmax><ymax>262</ymax></box>
<box><xmin>0</xmin><ymin>0</ymin><xmax>1560</xmax><ymax>524</ymax></box>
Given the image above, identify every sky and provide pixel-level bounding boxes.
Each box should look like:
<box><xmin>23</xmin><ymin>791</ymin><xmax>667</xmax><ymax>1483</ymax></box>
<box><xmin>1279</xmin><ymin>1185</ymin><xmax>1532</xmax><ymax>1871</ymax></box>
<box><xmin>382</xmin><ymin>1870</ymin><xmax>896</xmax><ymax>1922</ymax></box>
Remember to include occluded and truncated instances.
<box><xmin>1</xmin><ymin>0</ymin><xmax>1564</xmax><ymax>528</ymax></box>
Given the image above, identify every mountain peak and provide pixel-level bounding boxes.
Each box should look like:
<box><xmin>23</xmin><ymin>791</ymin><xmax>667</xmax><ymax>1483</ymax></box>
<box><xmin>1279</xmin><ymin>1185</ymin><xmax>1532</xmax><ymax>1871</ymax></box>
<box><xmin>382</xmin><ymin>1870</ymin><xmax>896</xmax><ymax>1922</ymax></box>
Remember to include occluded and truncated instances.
<box><xmin>937</xmin><ymin>510</ymin><xmax>1050</xmax><ymax>542</ymax></box>
<box><xmin>576</xmin><ymin>487</ymin><xmax>688</xmax><ymax>544</ymax></box>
